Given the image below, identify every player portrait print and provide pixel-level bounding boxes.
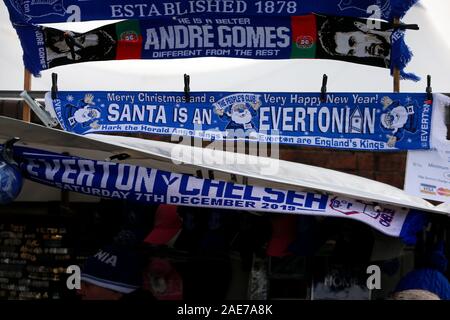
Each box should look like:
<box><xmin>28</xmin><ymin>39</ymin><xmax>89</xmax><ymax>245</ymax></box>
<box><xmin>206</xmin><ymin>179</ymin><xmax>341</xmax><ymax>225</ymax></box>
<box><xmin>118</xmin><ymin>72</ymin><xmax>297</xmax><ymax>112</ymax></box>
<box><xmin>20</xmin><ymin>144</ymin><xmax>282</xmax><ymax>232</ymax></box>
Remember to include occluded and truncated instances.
<box><xmin>317</xmin><ymin>15</ymin><xmax>393</xmax><ymax>68</ymax></box>
<box><xmin>43</xmin><ymin>25</ymin><xmax>116</xmax><ymax>68</ymax></box>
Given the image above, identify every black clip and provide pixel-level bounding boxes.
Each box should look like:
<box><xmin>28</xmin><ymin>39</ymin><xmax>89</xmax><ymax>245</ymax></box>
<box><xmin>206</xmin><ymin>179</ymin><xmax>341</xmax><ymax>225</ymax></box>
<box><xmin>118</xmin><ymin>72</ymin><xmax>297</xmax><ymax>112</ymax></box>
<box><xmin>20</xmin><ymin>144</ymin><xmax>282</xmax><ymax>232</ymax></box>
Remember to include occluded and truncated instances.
<box><xmin>2</xmin><ymin>137</ymin><xmax>20</xmax><ymax>165</ymax></box>
<box><xmin>392</xmin><ymin>23</ymin><xmax>420</xmax><ymax>31</ymax></box>
<box><xmin>184</xmin><ymin>74</ymin><xmax>190</xmax><ymax>103</ymax></box>
<box><xmin>51</xmin><ymin>73</ymin><xmax>58</xmax><ymax>100</ymax></box>
<box><xmin>426</xmin><ymin>75</ymin><xmax>432</xmax><ymax>102</ymax></box>
<box><xmin>320</xmin><ymin>74</ymin><xmax>328</xmax><ymax>102</ymax></box>
<box><xmin>108</xmin><ymin>153</ymin><xmax>130</xmax><ymax>161</ymax></box>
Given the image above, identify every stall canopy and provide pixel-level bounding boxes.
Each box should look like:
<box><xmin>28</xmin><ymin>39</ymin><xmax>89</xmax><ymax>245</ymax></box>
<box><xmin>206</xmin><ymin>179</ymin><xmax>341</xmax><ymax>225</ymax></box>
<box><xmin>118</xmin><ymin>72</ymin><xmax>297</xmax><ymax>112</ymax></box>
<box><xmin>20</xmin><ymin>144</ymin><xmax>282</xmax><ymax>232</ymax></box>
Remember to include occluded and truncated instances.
<box><xmin>1</xmin><ymin>116</ymin><xmax>448</xmax><ymax>216</ymax></box>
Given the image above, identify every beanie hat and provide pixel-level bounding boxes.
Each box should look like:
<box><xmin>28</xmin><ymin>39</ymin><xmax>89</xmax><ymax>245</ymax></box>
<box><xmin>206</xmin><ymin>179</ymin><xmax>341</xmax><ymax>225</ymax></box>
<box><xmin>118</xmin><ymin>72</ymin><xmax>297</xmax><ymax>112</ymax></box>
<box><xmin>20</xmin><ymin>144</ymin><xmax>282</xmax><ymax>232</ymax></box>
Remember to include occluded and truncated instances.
<box><xmin>144</xmin><ymin>205</ymin><xmax>182</xmax><ymax>245</ymax></box>
<box><xmin>393</xmin><ymin>269</ymin><xmax>450</xmax><ymax>300</ymax></box>
<box><xmin>393</xmin><ymin>241</ymin><xmax>450</xmax><ymax>300</ymax></box>
<box><xmin>81</xmin><ymin>244</ymin><xmax>142</xmax><ymax>294</ymax></box>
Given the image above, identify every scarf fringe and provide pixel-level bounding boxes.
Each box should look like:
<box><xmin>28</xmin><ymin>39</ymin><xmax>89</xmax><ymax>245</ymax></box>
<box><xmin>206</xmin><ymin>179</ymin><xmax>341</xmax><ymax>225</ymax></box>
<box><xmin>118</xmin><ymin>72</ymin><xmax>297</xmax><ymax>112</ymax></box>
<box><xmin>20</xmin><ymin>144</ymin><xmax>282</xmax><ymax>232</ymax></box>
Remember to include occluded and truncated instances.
<box><xmin>391</xmin><ymin>30</ymin><xmax>420</xmax><ymax>82</ymax></box>
<box><xmin>14</xmin><ymin>24</ymin><xmax>42</xmax><ymax>77</ymax></box>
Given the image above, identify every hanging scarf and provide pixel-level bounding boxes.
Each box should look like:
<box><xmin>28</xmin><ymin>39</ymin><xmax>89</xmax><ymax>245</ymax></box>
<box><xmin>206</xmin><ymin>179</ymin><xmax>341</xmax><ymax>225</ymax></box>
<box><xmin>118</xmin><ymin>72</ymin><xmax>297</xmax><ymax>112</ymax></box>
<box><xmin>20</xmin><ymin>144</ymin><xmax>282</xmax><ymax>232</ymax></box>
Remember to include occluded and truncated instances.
<box><xmin>0</xmin><ymin>154</ymin><xmax>23</xmax><ymax>204</ymax></box>
<box><xmin>11</xmin><ymin>145</ymin><xmax>426</xmax><ymax>244</ymax></box>
<box><xmin>45</xmin><ymin>91</ymin><xmax>435</xmax><ymax>151</ymax></box>
<box><xmin>14</xmin><ymin>14</ymin><xmax>417</xmax><ymax>80</ymax></box>
<box><xmin>3</xmin><ymin>0</ymin><xmax>419</xmax><ymax>24</ymax></box>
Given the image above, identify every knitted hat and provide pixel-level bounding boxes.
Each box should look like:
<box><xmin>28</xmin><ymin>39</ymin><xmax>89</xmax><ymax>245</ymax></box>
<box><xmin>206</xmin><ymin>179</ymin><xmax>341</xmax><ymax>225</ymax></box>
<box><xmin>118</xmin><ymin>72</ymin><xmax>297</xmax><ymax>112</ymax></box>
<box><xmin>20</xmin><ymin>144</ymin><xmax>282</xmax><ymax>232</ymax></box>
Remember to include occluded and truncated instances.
<box><xmin>144</xmin><ymin>205</ymin><xmax>182</xmax><ymax>245</ymax></box>
<box><xmin>81</xmin><ymin>244</ymin><xmax>142</xmax><ymax>294</ymax></box>
<box><xmin>393</xmin><ymin>241</ymin><xmax>450</xmax><ymax>300</ymax></box>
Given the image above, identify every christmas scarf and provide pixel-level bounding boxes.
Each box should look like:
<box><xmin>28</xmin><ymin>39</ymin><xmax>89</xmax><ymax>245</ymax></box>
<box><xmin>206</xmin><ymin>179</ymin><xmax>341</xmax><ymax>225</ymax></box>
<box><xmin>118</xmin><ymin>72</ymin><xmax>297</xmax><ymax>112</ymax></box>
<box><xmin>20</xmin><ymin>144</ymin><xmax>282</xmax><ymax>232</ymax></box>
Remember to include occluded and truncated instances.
<box><xmin>45</xmin><ymin>91</ymin><xmax>434</xmax><ymax>151</ymax></box>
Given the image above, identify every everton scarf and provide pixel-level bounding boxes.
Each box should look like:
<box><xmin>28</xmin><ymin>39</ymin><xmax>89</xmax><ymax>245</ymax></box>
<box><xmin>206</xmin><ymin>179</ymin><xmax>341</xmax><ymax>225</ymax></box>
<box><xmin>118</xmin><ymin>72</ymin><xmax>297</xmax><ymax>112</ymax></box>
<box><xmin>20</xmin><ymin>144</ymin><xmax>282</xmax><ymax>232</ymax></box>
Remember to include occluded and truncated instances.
<box><xmin>12</xmin><ymin>145</ymin><xmax>426</xmax><ymax>244</ymax></box>
<box><xmin>14</xmin><ymin>14</ymin><xmax>417</xmax><ymax>80</ymax></box>
<box><xmin>45</xmin><ymin>91</ymin><xmax>434</xmax><ymax>151</ymax></box>
<box><xmin>3</xmin><ymin>0</ymin><xmax>419</xmax><ymax>24</ymax></box>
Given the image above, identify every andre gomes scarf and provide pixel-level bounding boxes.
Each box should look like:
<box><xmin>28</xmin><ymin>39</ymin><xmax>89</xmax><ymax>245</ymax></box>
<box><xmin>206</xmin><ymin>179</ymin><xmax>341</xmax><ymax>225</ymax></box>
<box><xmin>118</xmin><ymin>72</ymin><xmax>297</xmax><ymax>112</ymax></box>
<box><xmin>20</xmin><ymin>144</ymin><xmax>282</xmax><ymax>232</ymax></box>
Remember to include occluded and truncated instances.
<box><xmin>15</xmin><ymin>14</ymin><xmax>417</xmax><ymax>80</ymax></box>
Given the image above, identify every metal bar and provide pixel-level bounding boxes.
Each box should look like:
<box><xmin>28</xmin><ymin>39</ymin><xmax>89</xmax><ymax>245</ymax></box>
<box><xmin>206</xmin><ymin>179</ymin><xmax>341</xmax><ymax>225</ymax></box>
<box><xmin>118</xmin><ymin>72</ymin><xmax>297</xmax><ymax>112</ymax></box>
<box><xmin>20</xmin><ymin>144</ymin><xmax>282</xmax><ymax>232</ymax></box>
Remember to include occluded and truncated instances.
<box><xmin>23</xmin><ymin>69</ymin><xmax>32</xmax><ymax>122</ymax></box>
<box><xmin>20</xmin><ymin>91</ymin><xmax>59</xmax><ymax>128</ymax></box>
<box><xmin>393</xmin><ymin>18</ymin><xmax>401</xmax><ymax>93</ymax></box>
<box><xmin>0</xmin><ymin>90</ymin><xmax>46</xmax><ymax>100</ymax></box>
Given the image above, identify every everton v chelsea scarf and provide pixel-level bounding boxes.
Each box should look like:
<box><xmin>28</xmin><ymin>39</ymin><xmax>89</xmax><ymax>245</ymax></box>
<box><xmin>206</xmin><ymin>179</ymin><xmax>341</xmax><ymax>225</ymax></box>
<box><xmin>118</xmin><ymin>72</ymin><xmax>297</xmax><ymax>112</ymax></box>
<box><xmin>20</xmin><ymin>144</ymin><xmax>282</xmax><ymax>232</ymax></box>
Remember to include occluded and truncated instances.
<box><xmin>10</xmin><ymin>145</ymin><xmax>426</xmax><ymax>245</ymax></box>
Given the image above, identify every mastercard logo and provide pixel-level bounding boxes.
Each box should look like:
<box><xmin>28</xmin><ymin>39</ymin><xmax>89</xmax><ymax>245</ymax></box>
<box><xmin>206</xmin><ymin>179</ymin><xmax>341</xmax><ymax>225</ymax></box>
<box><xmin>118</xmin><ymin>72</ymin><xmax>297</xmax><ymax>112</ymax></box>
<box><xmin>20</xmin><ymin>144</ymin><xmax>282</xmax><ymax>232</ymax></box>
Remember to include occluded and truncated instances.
<box><xmin>437</xmin><ymin>187</ymin><xmax>450</xmax><ymax>196</ymax></box>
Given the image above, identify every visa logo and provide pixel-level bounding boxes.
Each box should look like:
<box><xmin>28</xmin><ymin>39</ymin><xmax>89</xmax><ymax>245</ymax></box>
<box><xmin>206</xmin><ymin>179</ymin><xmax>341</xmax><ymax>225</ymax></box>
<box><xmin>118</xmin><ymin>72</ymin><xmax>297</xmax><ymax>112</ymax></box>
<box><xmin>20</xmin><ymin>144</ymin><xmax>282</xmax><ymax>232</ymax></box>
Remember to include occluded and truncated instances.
<box><xmin>420</xmin><ymin>183</ymin><xmax>436</xmax><ymax>195</ymax></box>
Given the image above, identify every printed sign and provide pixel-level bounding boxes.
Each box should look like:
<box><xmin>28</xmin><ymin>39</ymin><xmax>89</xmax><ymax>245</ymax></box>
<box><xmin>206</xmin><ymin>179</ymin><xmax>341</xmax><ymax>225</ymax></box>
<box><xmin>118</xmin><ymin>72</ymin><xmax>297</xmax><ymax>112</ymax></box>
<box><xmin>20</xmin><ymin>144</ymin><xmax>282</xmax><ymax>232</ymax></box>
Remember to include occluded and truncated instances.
<box><xmin>405</xmin><ymin>149</ymin><xmax>450</xmax><ymax>203</ymax></box>
<box><xmin>46</xmin><ymin>91</ymin><xmax>432</xmax><ymax>151</ymax></box>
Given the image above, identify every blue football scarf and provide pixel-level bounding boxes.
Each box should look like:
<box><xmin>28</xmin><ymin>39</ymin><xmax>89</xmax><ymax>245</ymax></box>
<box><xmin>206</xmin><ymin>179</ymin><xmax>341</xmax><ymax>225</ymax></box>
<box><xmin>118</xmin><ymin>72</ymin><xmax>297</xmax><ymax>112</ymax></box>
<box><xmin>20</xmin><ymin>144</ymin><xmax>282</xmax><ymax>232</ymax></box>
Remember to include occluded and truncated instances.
<box><xmin>12</xmin><ymin>145</ymin><xmax>426</xmax><ymax>244</ymax></box>
<box><xmin>3</xmin><ymin>0</ymin><xmax>419</xmax><ymax>24</ymax></box>
<box><xmin>0</xmin><ymin>154</ymin><xmax>23</xmax><ymax>204</ymax></box>
<box><xmin>45</xmin><ymin>91</ymin><xmax>434</xmax><ymax>151</ymax></box>
<box><xmin>12</xmin><ymin>14</ymin><xmax>418</xmax><ymax>80</ymax></box>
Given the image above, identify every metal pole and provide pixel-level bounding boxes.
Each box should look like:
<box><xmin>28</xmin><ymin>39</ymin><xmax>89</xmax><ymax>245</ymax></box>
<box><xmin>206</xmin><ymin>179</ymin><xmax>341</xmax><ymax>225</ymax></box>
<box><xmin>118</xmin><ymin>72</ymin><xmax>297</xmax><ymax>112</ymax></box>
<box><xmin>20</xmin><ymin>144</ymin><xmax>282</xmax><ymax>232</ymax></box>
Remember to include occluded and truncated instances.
<box><xmin>393</xmin><ymin>18</ymin><xmax>401</xmax><ymax>93</ymax></box>
<box><xmin>22</xmin><ymin>69</ymin><xmax>32</xmax><ymax>122</ymax></box>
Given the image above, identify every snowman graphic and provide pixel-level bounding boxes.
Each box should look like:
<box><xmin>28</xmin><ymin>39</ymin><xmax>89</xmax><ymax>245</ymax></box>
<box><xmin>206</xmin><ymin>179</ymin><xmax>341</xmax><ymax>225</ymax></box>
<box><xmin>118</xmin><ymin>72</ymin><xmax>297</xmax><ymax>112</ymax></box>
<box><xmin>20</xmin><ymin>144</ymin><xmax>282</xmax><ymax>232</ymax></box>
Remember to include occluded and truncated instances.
<box><xmin>64</xmin><ymin>93</ymin><xmax>101</xmax><ymax>130</ymax></box>
<box><xmin>380</xmin><ymin>96</ymin><xmax>419</xmax><ymax>147</ymax></box>
<box><xmin>213</xmin><ymin>94</ymin><xmax>261</xmax><ymax>138</ymax></box>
